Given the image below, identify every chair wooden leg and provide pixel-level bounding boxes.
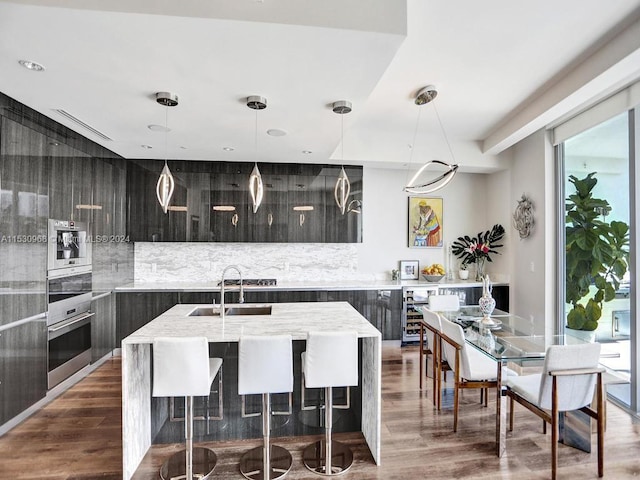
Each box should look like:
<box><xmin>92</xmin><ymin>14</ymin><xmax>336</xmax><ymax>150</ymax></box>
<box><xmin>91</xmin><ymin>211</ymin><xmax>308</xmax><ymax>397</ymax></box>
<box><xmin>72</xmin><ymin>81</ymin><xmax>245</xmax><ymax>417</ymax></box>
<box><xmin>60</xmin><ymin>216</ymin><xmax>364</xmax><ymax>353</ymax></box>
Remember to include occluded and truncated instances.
<box><xmin>480</xmin><ymin>388</ymin><xmax>484</xmax><ymax>405</ymax></box>
<box><xmin>484</xmin><ymin>388</ymin><xmax>488</xmax><ymax>407</ymax></box>
<box><xmin>432</xmin><ymin>348</ymin><xmax>437</xmax><ymax>407</ymax></box>
<box><xmin>453</xmin><ymin>357</ymin><xmax>460</xmax><ymax>433</ymax></box>
<box><xmin>551</xmin><ymin>377</ymin><xmax>559</xmax><ymax>480</ymax></box>
<box><xmin>509</xmin><ymin>395</ymin><xmax>514</xmax><ymax>431</ymax></box>
<box><xmin>542</xmin><ymin>420</ymin><xmax>547</xmax><ymax>434</ymax></box>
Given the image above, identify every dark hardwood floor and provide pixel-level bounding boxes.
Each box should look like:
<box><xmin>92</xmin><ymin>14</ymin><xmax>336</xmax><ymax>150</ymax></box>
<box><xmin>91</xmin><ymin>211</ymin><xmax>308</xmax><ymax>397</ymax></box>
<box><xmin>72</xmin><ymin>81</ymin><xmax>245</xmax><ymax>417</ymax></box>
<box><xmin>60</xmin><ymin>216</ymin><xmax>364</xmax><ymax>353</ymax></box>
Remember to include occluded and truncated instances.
<box><xmin>1</xmin><ymin>345</ymin><xmax>639</xmax><ymax>479</ymax></box>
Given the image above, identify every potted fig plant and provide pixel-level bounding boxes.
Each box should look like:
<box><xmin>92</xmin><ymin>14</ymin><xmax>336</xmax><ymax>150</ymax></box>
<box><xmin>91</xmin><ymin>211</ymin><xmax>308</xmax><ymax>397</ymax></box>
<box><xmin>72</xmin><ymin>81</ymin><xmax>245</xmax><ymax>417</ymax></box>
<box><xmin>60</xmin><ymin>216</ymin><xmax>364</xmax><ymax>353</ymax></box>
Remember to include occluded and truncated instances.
<box><xmin>565</xmin><ymin>172</ymin><xmax>629</xmax><ymax>331</ymax></box>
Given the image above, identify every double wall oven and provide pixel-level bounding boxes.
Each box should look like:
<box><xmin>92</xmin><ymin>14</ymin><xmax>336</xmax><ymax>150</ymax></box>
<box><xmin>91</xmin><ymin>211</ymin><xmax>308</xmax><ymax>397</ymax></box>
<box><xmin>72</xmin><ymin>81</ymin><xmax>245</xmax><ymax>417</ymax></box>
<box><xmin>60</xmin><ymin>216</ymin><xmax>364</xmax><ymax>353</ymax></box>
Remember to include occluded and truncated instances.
<box><xmin>47</xmin><ymin>220</ymin><xmax>94</xmax><ymax>389</ymax></box>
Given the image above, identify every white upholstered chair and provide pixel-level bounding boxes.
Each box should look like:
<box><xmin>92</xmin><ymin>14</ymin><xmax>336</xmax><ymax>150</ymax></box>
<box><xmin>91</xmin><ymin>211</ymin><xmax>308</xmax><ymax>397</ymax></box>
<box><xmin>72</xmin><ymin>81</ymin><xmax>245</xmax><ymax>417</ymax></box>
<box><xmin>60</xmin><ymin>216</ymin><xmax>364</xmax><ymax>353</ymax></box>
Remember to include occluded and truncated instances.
<box><xmin>238</xmin><ymin>334</ymin><xmax>294</xmax><ymax>480</ymax></box>
<box><xmin>505</xmin><ymin>343</ymin><xmax>604</xmax><ymax>480</ymax></box>
<box><xmin>419</xmin><ymin>294</ymin><xmax>460</xmax><ymax>405</ymax></box>
<box><xmin>428</xmin><ymin>294</ymin><xmax>460</xmax><ymax>312</ymax></box>
<box><xmin>439</xmin><ymin>317</ymin><xmax>499</xmax><ymax>432</ymax></box>
<box><xmin>302</xmin><ymin>330</ymin><xmax>359</xmax><ymax>476</ymax></box>
<box><xmin>152</xmin><ymin>336</ymin><xmax>222</xmax><ymax>480</ymax></box>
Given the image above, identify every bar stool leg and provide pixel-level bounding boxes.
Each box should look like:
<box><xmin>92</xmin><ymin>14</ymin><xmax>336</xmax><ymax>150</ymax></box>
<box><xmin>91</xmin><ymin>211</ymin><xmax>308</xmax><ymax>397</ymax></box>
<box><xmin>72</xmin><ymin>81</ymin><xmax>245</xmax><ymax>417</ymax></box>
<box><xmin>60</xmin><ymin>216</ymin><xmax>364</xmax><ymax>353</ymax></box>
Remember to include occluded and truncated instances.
<box><xmin>160</xmin><ymin>396</ymin><xmax>217</xmax><ymax>480</ymax></box>
<box><xmin>303</xmin><ymin>386</ymin><xmax>354</xmax><ymax>476</ymax></box>
<box><xmin>239</xmin><ymin>393</ymin><xmax>293</xmax><ymax>480</ymax></box>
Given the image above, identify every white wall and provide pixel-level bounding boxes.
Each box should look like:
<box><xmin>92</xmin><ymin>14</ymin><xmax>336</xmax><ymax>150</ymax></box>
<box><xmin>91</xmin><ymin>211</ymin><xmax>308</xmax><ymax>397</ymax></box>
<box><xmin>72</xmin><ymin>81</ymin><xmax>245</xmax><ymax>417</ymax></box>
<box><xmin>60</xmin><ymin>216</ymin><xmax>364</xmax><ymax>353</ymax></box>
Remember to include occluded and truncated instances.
<box><xmin>358</xmin><ymin>167</ymin><xmax>502</xmax><ymax>277</ymax></box>
<box><xmin>507</xmin><ymin>129</ymin><xmax>556</xmax><ymax>336</ymax></box>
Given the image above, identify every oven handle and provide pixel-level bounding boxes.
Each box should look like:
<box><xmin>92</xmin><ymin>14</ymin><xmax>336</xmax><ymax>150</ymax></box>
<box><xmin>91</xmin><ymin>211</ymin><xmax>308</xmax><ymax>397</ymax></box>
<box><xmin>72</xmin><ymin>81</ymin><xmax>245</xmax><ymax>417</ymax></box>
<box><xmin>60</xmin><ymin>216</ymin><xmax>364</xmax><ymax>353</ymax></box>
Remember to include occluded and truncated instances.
<box><xmin>48</xmin><ymin>312</ymin><xmax>95</xmax><ymax>340</ymax></box>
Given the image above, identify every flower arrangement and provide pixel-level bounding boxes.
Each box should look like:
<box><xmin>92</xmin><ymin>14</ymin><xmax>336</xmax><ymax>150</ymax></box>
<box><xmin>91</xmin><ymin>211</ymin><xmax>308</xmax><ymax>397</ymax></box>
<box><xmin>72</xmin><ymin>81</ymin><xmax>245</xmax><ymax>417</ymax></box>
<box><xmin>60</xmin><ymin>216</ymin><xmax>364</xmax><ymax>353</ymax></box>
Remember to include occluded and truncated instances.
<box><xmin>451</xmin><ymin>224</ymin><xmax>505</xmax><ymax>280</ymax></box>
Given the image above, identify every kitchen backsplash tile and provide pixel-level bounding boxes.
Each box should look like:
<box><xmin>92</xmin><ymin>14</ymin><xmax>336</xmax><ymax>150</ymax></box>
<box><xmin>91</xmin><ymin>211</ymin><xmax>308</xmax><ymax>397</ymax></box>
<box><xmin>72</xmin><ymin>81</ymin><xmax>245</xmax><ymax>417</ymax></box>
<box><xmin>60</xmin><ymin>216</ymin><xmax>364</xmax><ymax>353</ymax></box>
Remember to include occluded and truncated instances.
<box><xmin>135</xmin><ymin>243</ymin><xmax>361</xmax><ymax>283</ymax></box>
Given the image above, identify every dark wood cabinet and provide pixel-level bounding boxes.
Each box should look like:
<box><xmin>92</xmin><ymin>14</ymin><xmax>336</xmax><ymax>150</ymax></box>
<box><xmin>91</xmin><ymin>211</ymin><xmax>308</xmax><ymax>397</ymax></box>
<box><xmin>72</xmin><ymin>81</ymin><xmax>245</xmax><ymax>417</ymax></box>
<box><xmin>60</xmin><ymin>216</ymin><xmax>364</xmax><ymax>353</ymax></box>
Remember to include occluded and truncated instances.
<box><xmin>0</xmin><ymin>117</ymin><xmax>49</xmax><ymax>322</ymax></box>
<box><xmin>460</xmin><ymin>285</ymin><xmax>509</xmax><ymax>311</ymax></box>
<box><xmin>0</xmin><ymin>319</ymin><xmax>47</xmax><ymax>424</ymax></box>
<box><xmin>126</xmin><ymin>160</ymin><xmax>363</xmax><ymax>243</ymax></box>
<box><xmin>116</xmin><ymin>292</ymin><xmax>179</xmax><ymax>343</ymax></box>
<box><xmin>91</xmin><ymin>294</ymin><xmax>115</xmax><ymax>363</ymax></box>
<box><xmin>326</xmin><ymin>289</ymin><xmax>402</xmax><ymax>340</ymax></box>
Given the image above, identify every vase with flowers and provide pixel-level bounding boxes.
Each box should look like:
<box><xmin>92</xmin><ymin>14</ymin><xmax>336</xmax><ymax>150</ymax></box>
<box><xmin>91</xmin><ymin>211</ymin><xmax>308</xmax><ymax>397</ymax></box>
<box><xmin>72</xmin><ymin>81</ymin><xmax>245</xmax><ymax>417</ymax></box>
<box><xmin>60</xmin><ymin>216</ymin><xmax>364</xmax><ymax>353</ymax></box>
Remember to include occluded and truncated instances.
<box><xmin>451</xmin><ymin>224</ymin><xmax>505</xmax><ymax>281</ymax></box>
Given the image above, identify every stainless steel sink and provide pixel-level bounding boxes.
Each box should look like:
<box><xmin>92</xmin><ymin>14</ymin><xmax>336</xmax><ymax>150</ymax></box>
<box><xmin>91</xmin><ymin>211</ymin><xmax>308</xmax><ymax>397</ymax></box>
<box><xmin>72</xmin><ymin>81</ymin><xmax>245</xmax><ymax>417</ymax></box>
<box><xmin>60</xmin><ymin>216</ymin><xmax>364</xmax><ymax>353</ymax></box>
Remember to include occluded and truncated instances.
<box><xmin>187</xmin><ymin>306</ymin><xmax>221</xmax><ymax>316</ymax></box>
<box><xmin>187</xmin><ymin>305</ymin><xmax>272</xmax><ymax>317</ymax></box>
<box><xmin>225</xmin><ymin>305</ymin><xmax>272</xmax><ymax>316</ymax></box>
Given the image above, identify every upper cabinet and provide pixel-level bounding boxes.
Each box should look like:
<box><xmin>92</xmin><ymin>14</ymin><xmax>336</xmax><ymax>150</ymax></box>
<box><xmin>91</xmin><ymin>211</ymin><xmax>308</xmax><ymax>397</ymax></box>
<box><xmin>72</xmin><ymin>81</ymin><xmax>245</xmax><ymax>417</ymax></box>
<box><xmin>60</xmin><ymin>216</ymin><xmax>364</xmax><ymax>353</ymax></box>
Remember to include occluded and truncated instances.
<box><xmin>126</xmin><ymin>160</ymin><xmax>363</xmax><ymax>243</ymax></box>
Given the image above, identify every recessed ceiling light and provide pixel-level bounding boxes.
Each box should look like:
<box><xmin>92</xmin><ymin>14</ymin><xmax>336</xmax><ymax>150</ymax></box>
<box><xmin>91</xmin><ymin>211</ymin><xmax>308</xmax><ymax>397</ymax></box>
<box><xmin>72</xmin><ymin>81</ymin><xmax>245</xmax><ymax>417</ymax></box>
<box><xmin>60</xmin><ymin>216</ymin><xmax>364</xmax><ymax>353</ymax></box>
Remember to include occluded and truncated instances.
<box><xmin>302</xmin><ymin>150</ymin><xmax>312</xmax><ymax>154</ymax></box>
<box><xmin>222</xmin><ymin>147</ymin><xmax>235</xmax><ymax>152</ymax></box>
<box><xmin>267</xmin><ymin>129</ymin><xmax>287</xmax><ymax>137</ymax></box>
<box><xmin>293</xmin><ymin>205</ymin><xmax>314</xmax><ymax>211</ymax></box>
<box><xmin>18</xmin><ymin>60</ymin><xmax>45</xmax><ymax>71</ymax></box>
<box><xmin>141</xmin><ymin>144</ymin><xmax>153</xmax><ymax>149</ymax></box>
<box><xmin>48</xmin><ymin>141</ymin><xmax>59</xmax><ymax>146</ymax></box>
<box><xmin>148</xmin><ymin>124</ymin><xmax>170</xmax><ymax>132</ymax></box>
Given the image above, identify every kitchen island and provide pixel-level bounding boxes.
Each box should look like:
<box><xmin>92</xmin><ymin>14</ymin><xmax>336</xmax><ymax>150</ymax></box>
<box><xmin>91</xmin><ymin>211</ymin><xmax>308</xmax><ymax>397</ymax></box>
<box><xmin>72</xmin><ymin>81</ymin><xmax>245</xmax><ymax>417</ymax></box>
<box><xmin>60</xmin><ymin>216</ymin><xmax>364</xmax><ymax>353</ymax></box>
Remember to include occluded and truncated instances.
<box><xmin>121</xmin><ymin>301</ymin><xmax>381</xmax><ymax>480</ymax></box>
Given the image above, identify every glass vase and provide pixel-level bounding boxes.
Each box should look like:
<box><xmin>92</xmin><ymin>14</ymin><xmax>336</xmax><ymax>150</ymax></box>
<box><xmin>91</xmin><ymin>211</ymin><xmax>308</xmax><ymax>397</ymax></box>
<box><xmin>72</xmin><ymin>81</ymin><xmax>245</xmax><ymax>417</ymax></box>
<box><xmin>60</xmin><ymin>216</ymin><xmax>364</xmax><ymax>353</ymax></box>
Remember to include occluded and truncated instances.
<box><xmin>475</xmin><ymin>257</ymin><xmax>486</xmax><ymax>282</ymax></box>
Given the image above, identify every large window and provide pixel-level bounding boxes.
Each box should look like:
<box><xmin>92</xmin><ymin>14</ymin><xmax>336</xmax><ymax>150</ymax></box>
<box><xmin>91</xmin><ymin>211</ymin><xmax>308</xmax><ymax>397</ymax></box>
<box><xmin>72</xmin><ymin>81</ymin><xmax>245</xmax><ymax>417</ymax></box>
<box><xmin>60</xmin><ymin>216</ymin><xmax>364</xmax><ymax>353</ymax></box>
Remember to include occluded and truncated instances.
<box><xmin>561</xmin><ymin>112</ymin><xmax>632</xmax><ymax>407</ymax></box>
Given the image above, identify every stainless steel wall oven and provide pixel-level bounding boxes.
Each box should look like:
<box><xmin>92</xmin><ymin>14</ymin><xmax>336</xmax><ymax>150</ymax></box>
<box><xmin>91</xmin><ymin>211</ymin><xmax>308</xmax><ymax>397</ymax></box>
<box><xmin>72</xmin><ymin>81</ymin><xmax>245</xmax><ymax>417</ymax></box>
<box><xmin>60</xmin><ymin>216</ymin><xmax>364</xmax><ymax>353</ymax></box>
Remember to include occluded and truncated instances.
<box><xmin>46</xmin><ymin>265</ymin><xmax>94</xmax><ymax>389</ymax></box>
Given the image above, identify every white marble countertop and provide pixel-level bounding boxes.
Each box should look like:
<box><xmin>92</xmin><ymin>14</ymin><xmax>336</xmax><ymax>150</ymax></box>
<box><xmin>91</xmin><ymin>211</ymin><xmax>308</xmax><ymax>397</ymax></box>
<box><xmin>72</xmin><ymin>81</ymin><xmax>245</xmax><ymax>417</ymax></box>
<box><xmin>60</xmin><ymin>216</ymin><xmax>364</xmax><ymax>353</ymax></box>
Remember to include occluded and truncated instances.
<box><xmin>114</xmin><ymin>277</ymin><xmax>508</xmax><ymax>293</ymax></box>
<box><xmin>122</xmin><ymin>301</ymin><xmax>382</xmax><ymax>344</ymax></box>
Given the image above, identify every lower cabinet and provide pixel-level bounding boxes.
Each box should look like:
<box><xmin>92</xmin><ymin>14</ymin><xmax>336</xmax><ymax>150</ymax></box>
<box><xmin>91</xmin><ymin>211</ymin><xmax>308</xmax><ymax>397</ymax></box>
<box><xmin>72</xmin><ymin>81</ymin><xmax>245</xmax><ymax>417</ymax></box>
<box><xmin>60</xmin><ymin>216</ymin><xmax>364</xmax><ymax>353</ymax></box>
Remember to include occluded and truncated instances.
<box><xmin>116</xmin><ymin>292</ymin><xmax>179</xmax><ymax>344</ymax></box>
<box><xmin>91</xmin><ymin>294</ymin><xmax>116</xmax><ymax>362</ymax></box>
<box><xmin>0</xmin><ymin>318</ymin><xmax>47</xmax><ymax>425</ymax></box>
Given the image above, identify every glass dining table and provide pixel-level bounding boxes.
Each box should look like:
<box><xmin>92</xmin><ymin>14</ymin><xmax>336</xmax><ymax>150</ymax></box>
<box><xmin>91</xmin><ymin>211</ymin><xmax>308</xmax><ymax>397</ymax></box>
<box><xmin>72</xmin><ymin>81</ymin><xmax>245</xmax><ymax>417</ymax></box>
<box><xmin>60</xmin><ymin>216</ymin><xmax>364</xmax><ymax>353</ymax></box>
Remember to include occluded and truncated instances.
<box><xmin>418</xmin><ymin>305</ymin><xmax>595</xmax><ymax>457</ymax></box>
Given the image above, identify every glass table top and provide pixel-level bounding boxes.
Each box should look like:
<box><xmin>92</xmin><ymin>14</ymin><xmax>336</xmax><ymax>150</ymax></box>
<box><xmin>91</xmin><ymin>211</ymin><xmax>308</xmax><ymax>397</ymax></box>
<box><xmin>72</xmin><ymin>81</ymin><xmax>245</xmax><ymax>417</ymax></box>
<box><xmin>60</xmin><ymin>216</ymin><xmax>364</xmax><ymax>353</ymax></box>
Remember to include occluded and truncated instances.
<box><xmin>417</xmin><ymin>305</ymin><xmax>591</xmax><ymax>362</ymax></box>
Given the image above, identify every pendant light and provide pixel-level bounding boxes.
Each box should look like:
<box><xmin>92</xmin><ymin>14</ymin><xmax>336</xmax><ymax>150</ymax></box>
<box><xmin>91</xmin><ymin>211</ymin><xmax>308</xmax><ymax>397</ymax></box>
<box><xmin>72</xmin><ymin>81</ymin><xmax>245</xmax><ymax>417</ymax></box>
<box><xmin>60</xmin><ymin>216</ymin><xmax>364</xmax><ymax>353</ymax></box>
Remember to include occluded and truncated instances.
<box><xmin>403</xmin><ymin>86</ymin><xmax>459</xmax><ymax>194</ymax></box>
<box><xmin>155</xmin><ymin>92</ymin><xmax>178</xmax><ymax>214</ymax></box>
<box><xmin>332</xmin><ymin>100</ymin><xmax>352</xmax><ymax>215</ymax></box>
<box><xmin>247</xmin><ymin>95</ymin><xmax>266</xmax><ymax>213</ymax></box>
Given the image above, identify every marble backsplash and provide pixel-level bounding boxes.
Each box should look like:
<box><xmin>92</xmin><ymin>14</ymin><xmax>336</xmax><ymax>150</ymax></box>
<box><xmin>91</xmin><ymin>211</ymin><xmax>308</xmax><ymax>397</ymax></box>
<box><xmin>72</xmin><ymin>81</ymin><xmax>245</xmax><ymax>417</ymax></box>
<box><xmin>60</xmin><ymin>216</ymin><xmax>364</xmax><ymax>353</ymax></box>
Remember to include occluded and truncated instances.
<box><xmin>134</xmin><ymin>242</ymin><xmax>366</xmax><ymax>283</ymax></box>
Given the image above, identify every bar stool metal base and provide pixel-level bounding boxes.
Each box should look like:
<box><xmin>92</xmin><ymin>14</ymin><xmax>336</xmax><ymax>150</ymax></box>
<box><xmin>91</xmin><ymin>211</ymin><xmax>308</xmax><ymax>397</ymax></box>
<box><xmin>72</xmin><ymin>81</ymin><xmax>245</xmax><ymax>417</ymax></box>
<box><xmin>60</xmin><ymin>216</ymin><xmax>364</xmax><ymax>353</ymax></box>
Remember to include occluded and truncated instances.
<box><xmin>302</xmin><ymin>439</ymin><xmax>354</xmax><ymax>476</ymax></box>
<box><xmin>159</xmin><ymin>447</ymin><xmax>217</xmax><ymax>480</ymax></box>
<box><xmin>239</xmin><ymin>445</ymin><xmax>292</xmax><ymax>480</ymax></box>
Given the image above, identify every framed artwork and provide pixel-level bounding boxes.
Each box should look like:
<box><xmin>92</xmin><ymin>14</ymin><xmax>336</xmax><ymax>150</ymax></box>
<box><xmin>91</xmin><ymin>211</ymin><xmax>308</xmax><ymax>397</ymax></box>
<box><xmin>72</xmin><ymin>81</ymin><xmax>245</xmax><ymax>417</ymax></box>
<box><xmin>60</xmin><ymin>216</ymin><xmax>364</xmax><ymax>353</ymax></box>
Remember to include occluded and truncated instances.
<box><xmin>408</xmin><ymin>196</ymin><xmax>443</xmax><ymax>248</ymax></box>
<box><xmin>399</xmin><ymin>260</ymin><xmax>419</xmax><ymax>280</ymax></box>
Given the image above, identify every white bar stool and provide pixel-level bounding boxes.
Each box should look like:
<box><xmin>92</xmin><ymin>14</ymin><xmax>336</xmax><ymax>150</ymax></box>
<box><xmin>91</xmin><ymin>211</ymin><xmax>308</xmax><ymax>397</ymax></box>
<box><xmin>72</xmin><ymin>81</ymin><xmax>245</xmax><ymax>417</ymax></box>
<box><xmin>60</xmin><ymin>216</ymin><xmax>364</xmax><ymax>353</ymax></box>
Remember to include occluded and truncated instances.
<box><xmin>153</xmin><ymin>337</ymin><xmax>222</xmax><ymax>480</ymax></box>
<box><xmin>238</xmin><ymin>334</ymin><xmax>294</xmax><ymax>480</ymax></box>
<box><xmin>302</xmin><ymin>330</ymin><xmax>358</xmax><ymax>476</ymax></box>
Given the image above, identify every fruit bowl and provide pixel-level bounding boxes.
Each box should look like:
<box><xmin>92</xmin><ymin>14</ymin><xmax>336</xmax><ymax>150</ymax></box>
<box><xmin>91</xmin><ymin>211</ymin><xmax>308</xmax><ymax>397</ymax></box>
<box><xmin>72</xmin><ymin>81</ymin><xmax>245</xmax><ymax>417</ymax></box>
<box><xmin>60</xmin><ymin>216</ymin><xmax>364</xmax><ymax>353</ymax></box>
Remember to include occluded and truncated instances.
<box><xmin>422</xmin><ymin>274</ymin><xmax>445</xmax><ymax>283</ymax></box>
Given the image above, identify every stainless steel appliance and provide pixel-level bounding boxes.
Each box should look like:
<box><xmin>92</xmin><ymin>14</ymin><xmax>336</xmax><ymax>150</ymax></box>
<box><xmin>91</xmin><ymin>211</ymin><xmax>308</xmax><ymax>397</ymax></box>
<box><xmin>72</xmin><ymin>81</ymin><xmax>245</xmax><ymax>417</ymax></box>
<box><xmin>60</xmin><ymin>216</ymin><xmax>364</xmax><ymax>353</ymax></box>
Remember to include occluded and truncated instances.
<box><xmin>48</xmin><ymin>219</ymin><xmax>92</xmax><ymax>270</ymax></box>
<box><xmin>47</xmin><ymin>265</ymin><xmax>94</xmax><ymax>389</ymax></box>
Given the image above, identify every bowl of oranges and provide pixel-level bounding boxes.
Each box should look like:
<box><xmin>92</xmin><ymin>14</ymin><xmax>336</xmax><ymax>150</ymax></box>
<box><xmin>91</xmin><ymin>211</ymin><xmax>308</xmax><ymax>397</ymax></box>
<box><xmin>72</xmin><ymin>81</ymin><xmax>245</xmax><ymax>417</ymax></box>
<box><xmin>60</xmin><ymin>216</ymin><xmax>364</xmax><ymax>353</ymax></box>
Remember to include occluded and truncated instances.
<box><xmin>421</xmin><ymin>263</ymin><xmax>445</xmax><ymax>282</ymax></box>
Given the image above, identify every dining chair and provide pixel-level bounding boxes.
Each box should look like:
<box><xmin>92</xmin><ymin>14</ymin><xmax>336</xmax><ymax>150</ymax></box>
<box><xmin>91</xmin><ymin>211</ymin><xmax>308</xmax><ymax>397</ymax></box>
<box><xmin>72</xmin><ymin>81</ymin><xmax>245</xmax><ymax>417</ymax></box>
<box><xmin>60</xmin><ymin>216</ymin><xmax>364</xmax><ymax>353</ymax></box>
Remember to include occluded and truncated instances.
<box><xmin>505</xmin><ymin>343</ymin><xmax>604</xmax><ymax>480</ymax></box>
<box><xmin>438</xmin><ymin>316</ymin><xmax>499</xmax><ymax>432</ymax></box>
<box><xmin>420</xmin><ymin>295</ymin><xmax>460</xmax><ymax>405</ymax></box>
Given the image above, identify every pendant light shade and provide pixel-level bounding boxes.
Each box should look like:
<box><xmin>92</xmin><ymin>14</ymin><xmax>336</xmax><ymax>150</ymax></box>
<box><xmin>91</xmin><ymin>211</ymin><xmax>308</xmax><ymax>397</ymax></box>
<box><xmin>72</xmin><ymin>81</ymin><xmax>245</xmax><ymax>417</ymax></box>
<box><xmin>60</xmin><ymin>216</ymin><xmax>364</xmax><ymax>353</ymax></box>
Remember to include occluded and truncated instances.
<box><xmin>156</xmin><ymin>163</ymin><xmax>175</xmax><ymax>214</ymax></box>
<box><xmin>249</xmin><ymin>162</ymin><xmax>264</xmax><ymax>214</ymax></box>
<box><xmin>404</xmin><ymin>160</ymin><xmax>459</xmax><ymax>194</ymax></box>
<box><xmin>247</xmin><ymin>96</ymin><xmax>266</xmax><ymax>213</ymax></box>
<box><xmin>333</xmin><ymin>100</ymin><xmax>352</xmax><ymax>215</ymax></box>
<box><xmin>403</xmin><ymin>85</ymin><xmax>458</xmax><ymax>194</ymax></box>
<box><xmin>154</xmin><ymin>92</ymin><xmax>178</xmax><ymax>214</ymax></box>
<box><xmin>334</xmin><ymin>166</ymin><xmax>351</xmax><ymax>215</ymax></box>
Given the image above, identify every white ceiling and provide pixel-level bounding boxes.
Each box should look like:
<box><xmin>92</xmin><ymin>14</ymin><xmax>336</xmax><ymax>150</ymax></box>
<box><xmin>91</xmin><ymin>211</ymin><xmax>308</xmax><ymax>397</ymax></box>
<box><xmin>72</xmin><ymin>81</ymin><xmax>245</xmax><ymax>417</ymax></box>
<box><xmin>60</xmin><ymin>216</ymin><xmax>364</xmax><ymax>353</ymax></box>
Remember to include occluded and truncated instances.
<box><xmin>1</xmin><ymin>0</ymin><xmax>640</xmax><ymax>173</ymax></box>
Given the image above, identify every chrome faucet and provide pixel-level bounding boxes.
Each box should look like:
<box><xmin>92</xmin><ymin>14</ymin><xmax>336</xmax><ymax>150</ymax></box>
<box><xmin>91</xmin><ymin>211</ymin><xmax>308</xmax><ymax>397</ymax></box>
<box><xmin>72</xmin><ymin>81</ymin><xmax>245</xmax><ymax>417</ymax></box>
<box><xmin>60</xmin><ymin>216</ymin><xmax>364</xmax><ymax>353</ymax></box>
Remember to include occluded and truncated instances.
<box><xmin>219</xmin><ymin>265</ymin><xmax>244</xmax><ymax>318</ymax></box>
